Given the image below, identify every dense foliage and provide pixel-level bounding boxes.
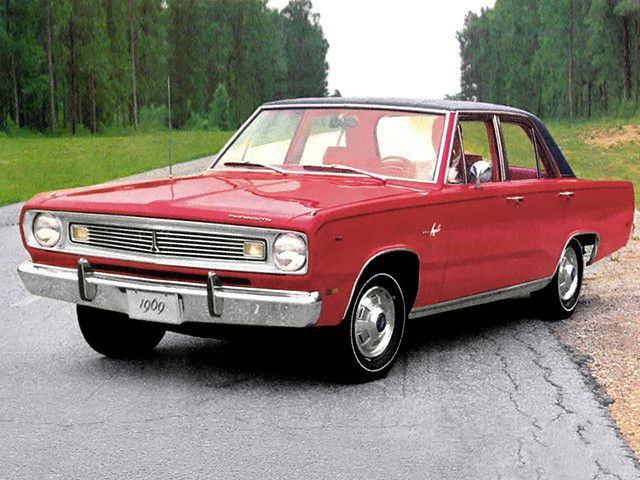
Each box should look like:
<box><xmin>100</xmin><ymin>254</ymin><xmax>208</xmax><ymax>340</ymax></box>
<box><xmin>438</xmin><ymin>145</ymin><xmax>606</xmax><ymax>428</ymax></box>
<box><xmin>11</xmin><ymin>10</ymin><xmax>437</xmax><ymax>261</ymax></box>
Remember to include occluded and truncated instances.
<box><xmin>0</xmin><ymin>0</ymin><xmax>329</xmax><ymax>133</ymax></box>
<box><xmin>457</xmin><ymin>0</ymin><xmax>640</xmax><ymax>118</ymax></box>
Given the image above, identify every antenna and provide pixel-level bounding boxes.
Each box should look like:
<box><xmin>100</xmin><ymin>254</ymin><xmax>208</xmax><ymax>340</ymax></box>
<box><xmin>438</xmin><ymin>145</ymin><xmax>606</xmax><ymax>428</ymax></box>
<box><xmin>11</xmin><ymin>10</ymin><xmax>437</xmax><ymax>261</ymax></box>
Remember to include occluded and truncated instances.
<box><xmin>167</xmin><ymin>76</ymin><xmax>173</xmax><ymax>179</ymax></box>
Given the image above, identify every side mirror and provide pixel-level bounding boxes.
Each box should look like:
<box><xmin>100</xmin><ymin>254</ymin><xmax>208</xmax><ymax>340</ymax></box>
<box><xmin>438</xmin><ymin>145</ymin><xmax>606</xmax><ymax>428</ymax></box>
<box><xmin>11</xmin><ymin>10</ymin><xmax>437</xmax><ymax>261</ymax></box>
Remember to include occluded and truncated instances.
<box><xmin>469</xmin><ymin>160</ymin><xmax>492</xmax><ymax>188</ymax></box>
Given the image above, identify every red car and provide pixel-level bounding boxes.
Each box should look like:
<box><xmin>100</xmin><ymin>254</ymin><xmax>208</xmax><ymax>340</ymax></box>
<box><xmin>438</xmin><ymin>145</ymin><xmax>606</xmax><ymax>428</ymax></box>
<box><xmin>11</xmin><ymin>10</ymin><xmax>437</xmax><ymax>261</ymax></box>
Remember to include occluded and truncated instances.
<box><xmin>18</xmin><ymin>98</ymin><xmax>635</xmax><ymax>381</ymax></box>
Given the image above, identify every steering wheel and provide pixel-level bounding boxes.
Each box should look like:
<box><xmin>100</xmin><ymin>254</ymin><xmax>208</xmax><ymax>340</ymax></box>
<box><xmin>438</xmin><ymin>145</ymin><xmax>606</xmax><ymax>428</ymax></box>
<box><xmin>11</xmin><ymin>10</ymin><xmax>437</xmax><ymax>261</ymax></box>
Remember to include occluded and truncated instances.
<box><xmin>379</xmin><ymin>156</ymin><xmax>417</xmax><ymax>179</ymax></box>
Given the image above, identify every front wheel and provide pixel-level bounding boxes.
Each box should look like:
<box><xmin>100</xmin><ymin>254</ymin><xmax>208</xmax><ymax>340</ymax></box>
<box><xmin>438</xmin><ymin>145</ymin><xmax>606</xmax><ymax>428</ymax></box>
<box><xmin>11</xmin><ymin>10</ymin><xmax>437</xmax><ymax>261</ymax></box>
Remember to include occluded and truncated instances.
<box><xmin>77</xmin><ymin>305</ymin><xmax>166</xmax><ymax>358</ymax></box>
<box><xmin>336</xmin><ymin>273</ymin><xmax>406</xmax><ymax>382</ymax></box>
<box><xmin>534</xmin><ymin>240</ymin><xmax>583</xmax><ymax>321</ymax></box>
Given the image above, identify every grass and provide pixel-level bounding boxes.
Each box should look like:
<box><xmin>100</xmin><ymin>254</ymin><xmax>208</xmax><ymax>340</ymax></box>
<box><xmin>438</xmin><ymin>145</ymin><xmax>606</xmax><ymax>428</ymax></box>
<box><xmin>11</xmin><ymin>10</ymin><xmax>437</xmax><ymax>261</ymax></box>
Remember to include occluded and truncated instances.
<box><xmin>545</xmin><ymin>118</ymin><xmax>640</xmax><ymax>204</ymax></box>
<box><xmin>0</xmin><ymin>117</ymin><xmax>637</xmax><ymax>207</ymax></box>
<box><xmin>0</xmin><ymin>130</ymin><xmax>233</xmax><ymax>206</ymax></box>
<box><xmin>462</xmin><ymin>116</ymin><xmax>639</xmax><ymax>204</ymax></box>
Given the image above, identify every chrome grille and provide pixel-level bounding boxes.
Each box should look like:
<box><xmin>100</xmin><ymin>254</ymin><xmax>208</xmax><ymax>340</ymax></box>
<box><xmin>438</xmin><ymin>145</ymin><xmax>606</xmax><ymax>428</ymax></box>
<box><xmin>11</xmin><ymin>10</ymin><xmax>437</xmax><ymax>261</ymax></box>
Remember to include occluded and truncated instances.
<box><xmin>80</xmin><ymin>225</ymin><xmax>154</xmax><ymax>253</ymax></box>
<box><xmin>155</xmin><ymin>231</ymin><xmax>253</xmax><ymax>260</ymax></box>
<box><xmin>71</xmin><ymin>223</ymin><xmax>265</xmax><ymax>262</ymax></box>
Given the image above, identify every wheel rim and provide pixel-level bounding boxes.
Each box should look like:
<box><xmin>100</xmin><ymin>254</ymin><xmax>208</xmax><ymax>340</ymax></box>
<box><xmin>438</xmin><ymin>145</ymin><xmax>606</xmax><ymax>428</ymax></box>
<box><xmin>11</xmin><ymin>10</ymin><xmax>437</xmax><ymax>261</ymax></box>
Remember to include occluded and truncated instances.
<box><xmin>558</xmin><ymin>246</ymin><xmax>580</xmax><ymax>302</ymax></box>
<box><xmin>353</xmin><ymin>286</ymin><xmax>395</xmax><ymax>359</ymax></box>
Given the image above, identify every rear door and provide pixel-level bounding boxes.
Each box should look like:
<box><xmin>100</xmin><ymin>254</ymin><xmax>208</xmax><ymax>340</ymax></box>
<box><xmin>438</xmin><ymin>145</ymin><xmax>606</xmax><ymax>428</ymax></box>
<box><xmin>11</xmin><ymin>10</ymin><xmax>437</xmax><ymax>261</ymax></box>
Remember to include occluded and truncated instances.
<box><xmin>497</xmin><ymin>116</ymin><xmax>565</xmax><ymax>282</ymax></box>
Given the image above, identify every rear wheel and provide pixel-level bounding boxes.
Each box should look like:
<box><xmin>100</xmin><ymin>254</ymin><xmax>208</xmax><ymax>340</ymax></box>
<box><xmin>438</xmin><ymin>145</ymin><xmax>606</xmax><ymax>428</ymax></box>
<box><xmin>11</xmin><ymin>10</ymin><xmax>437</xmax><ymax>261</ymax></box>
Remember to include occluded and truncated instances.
<box><xmin>336</xmin><ymin>273</ymin><xmax>406</xmax><ymax>382</ymax></box>
<box><xmin>77</xmin><ymin>305</ymin><xmax>166</xmax><ymax>358</ymax></box>
<box><xmin>534</xmin><ymin>240</ymin><xmax>583</xmax><ymax>320</ymax></box>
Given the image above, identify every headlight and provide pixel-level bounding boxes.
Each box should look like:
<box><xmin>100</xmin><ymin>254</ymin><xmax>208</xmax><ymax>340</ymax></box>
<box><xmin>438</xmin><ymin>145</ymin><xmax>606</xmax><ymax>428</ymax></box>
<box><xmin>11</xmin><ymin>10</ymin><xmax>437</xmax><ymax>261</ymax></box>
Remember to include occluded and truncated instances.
<box><xmin>32</xmin><ymin>213</ymin><xmax>62</xmax><ymax>248</ymax></box>
<box><xmin>273</xmin><ymin>233</ymin><xmax>307</xmax><ymax>272</ymax></box>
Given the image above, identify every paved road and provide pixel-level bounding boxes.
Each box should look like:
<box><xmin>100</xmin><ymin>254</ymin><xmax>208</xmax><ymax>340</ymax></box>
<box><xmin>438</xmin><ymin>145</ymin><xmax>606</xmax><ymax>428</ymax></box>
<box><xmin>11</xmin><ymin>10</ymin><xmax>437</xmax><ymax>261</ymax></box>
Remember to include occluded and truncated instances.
<box><xmin>1</xmin><ymin>162</ymin><xmax>639</xmax><ymax>479</ymax></box>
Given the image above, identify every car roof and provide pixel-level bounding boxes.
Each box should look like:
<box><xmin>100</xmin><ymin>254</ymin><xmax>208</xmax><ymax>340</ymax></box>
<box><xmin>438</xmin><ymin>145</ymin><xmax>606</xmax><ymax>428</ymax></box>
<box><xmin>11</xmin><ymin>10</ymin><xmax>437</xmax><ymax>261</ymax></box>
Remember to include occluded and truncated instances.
<box><xmin>263</xmin><ymin>97</ymin><xmax>531</xmax><ymax>116</ymax></box>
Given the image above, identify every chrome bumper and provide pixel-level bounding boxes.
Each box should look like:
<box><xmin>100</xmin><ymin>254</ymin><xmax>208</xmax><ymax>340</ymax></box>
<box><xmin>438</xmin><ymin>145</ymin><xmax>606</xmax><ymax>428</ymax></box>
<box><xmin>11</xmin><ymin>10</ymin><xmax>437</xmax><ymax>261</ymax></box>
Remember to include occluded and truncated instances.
<box><xmin>17</xmin><ymin>261</ymin><xmax>322</xmax><ymax>328</ymax></box>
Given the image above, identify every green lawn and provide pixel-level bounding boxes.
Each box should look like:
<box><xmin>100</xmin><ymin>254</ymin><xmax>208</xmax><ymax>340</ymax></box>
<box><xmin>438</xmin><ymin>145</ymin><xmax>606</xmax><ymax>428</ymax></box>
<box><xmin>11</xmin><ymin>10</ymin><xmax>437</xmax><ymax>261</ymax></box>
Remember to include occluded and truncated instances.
<box><xmin>0</xmin><ymin>119</ymin><xmax>637</xmax><ymax>207</ymax></box>
<box><xmin>545</xmin><ymin>119</ymin><xmax>640</xmax><ymax>204</ymax></box>
<box><xmin>0</xmin><ymin>130</ymin><xmax>233</xmax><ymax>206</ymax></box>
<box><xmin>462</xmin><ymin>117</ymin><xmax>639</xmax><ymax>204</ymax></box>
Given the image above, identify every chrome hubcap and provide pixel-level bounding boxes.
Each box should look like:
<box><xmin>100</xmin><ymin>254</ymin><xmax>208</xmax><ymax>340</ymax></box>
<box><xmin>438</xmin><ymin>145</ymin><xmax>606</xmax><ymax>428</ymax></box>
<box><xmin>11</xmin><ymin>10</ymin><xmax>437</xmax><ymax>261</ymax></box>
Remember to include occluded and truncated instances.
<box><xmin>558</xmin><ymin>246</ymin><xmax>580</xmax><ymax>302</ymax></box>
<box><xmin>353</xmin><ymin>286</ymin><xmax>395</xmax><ymax>359</ymax></box>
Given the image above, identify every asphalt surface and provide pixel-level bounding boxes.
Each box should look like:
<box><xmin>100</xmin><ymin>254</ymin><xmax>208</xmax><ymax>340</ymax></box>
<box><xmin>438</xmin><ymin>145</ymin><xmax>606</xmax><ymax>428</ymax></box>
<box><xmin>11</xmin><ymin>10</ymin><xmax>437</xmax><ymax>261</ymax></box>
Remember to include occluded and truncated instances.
<box><xmin>1</xmin><ymin>161</ymin><xmax>639</xmax><ymax>479</ymax></box>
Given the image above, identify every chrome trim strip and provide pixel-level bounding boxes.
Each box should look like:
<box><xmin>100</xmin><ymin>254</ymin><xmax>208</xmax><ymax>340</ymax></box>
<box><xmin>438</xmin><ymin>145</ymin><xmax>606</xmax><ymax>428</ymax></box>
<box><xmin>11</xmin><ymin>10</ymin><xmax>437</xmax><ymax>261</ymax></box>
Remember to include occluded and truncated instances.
<box><xmin>493</xmin><ymin>115</ymin><xmax>507</xmax><ymax>181</ymax></box>
<box><xmin>409</xmin><ymin>232</ymin><xmax>600</xmax><ymax>319</ymax></box>
<box><xmin>443</xmin><ymin>112</ymin><xmax>461</xmax><ymax>185</ymax></box>
<box><xmin>17</xmin><ymin>262</ymin><xmax>322</xmax><ymax>328</ymax></box>
<box><xmin>409</xmin><ymin>277</ymin><xmax>551</xmax><ymax>319</ymax></box>
<box><xmin>23</xmin><ymin>210</ymin><xmax>308</xmax><ymax>275</ymax></box>
<box><xmin>261</xmin><ymin>103</ymin><xmax>450</xmax><ymax>115</ymax></box>
<box><xmin>435</xmin><ymin>112</ymin><xmax>455</xmax><ymax>185</ymax></box>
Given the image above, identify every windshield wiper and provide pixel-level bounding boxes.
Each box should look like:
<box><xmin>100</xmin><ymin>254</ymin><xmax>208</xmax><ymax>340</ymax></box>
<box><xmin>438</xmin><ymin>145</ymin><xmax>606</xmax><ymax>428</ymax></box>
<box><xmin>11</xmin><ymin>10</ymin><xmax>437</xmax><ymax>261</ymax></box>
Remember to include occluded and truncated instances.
<box><xmin>303</xmin><ymin>164</ymin><xmax>387</xmax><ymax>183</ymax></box>
<box><xmin>223</xmin><ymin>162</ymin><xmax>288</xmax><ymax>175</ymax></box>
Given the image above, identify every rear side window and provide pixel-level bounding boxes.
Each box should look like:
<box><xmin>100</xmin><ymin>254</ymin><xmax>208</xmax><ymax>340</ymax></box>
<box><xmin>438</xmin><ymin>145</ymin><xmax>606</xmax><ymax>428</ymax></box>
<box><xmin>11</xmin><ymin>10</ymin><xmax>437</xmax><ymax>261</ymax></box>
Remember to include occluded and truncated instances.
<box><xmin>501</xmin><ymin>121</ymin><xmax>550</xmax><ymax>180</ymax></box>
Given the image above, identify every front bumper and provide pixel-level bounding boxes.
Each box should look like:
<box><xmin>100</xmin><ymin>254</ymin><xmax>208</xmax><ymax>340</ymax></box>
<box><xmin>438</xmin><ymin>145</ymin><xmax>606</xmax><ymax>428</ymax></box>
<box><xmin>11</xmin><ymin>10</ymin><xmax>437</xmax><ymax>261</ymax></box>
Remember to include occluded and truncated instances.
<box><xmin>17</xmin><ymin>261</ymin><xmax>322</xmax><ymax>328</ymax></box>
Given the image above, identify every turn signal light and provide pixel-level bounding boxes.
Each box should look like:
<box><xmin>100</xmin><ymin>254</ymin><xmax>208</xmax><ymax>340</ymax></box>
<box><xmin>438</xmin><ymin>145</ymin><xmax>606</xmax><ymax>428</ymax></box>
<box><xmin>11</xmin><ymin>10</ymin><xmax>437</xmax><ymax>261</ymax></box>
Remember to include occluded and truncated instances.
<box><xmin>243</xmin><ymin>241</ymin><xmax>265</xmax><ymax>259</ymax></box>
<box><xmin>70</xmin><ymin>225</ymin><xmax>89</xmax><ymax>243</ymax></box>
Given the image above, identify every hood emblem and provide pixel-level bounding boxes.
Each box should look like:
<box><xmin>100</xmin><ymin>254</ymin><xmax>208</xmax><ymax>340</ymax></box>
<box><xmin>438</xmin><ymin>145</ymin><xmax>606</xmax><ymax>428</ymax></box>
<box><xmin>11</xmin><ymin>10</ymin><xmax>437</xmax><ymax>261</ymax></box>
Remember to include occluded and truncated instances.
<box><xmin>229</xmin><ymin>214</ymin><xmax>272</xmax><ymax>223</ymax></box>
<box><xmin>151</xmin><ymin>231</ymin><xmax>160</xmax><ymax>252</ymax></box>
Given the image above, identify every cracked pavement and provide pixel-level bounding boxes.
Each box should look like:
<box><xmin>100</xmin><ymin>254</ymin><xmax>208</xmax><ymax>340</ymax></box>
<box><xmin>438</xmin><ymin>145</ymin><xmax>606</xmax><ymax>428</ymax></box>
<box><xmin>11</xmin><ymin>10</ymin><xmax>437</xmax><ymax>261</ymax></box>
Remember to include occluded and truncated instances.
<box><xmin>1</xmin><ymin>172</ymin><xmax>639</xmax><ymax>478</ymax></box>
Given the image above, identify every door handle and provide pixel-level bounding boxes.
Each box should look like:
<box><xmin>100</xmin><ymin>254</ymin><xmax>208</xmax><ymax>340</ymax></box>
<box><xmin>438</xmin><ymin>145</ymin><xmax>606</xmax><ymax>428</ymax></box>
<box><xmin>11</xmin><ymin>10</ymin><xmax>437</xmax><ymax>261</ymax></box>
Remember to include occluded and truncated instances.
<box><xmin>506</xmin><ymin>196</ymin><xmax>525</xmax><ymax>205</ymax></box>
<box><xmin>558</xmin><ymin>191</ymin><xmax>574</xmax><ymax>199</ymax></box>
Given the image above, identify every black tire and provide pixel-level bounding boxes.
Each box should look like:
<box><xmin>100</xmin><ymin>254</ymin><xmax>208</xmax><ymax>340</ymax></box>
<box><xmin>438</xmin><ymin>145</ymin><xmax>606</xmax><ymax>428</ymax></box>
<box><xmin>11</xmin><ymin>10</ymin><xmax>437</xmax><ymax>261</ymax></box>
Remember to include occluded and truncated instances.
<box><xmin>533</xmin><ymin>240</ymin><xmax>583</xmax><ymax>321</ymax></box>
<box><xmin>336</xmin><ymin>272</ymin><xmax>406</xmax><ymax>383</ymax></box>
<box><xmin>77</xmin><ymin>305</ymin><xmax>166</xmax><ymax>358</ymax></box>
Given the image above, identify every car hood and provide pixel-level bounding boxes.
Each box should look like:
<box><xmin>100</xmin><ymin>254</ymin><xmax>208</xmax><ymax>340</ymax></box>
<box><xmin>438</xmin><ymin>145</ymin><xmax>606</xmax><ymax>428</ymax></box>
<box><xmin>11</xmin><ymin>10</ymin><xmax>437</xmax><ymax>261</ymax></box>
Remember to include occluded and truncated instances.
<box><xmin>30</xmin><ymin>170</ymin><xmax>433</xmax><ymax>229</ymax></box>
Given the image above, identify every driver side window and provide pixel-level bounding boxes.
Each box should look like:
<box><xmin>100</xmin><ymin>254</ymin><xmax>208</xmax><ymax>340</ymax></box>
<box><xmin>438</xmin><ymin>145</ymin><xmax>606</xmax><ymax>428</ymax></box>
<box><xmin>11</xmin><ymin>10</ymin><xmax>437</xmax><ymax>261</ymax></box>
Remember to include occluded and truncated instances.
<box><xmin>447</xmin><ymin>118</ymin><xmax>500</xmax><ymax>184</ymax></box>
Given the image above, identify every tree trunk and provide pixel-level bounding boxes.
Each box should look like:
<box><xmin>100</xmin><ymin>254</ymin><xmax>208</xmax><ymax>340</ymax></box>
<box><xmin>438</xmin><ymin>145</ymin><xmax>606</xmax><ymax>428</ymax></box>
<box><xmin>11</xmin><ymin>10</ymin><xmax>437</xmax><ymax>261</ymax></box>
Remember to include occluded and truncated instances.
<box><xmin>622</xmin><ymin>15</ymin><xmax>632</xmax><ymax>101</ymax></box>
<box><xmin>90</xmin><ymin>76</ymin><xmax>97</xmax><ymax>134</ymax></box>
<box><xmin>567</xmin><ymin>0</ymin><xmax>574</xmax><ymax>118</ymax></box>
<box><xmin>128</xmin><ymin>0</ymin><xmax>138</xmax><ymax>129</ymax></box>
<box><xmin>587</xmin><ymin>81</ymin><xmax>592</xmax><ymax>118</ymax></box>
<box><xmin>68</xmin><ymin>12</ymin><xmax>77</xmax><ymax>134</ymax></box>
<box><xmin>9</xmin><ymin>52</ymin><xmax>20</xmax><ymax>128</ymax></box>
<box><xmin>6</xmin><ymin>0</ymin><xmax>20</xmax><ymax>127</ymax></box>
<box><xmin>45</xmin><ymin>0</ymin><xmax>56</xmax><ymax>132</ymax></box>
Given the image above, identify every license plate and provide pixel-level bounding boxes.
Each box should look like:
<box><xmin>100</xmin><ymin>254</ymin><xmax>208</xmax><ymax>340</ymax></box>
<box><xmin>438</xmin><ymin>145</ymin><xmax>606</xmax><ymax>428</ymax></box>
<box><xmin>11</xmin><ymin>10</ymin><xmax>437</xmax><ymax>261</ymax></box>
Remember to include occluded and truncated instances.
<box><xmin>126</xmin><ymin>290</ymin><xmax>181</xmax><ymax>324</ymax></box>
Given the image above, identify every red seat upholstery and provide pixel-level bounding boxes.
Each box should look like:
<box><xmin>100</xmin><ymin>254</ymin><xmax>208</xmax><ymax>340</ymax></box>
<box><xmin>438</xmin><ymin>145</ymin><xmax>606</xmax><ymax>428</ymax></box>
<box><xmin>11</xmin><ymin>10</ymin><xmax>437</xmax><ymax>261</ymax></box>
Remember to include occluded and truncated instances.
<box><xmin>323</xmin><ymin>146</ymin><xmax>364</xmax><ymax>168</ymax></box>
<box><xmin>509</xmin><ymin>167</ymin><xmax>538</xmax><ymax>180</ymax></box>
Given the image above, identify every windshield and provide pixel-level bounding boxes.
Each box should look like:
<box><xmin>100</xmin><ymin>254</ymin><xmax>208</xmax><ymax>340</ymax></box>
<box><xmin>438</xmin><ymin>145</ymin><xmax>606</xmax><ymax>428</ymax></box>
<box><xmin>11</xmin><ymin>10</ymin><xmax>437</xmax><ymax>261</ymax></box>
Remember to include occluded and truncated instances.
<box><xmin>212</xmin><ymin>108</ymin><xmax>446</xmax><ymax>182</ymax></box>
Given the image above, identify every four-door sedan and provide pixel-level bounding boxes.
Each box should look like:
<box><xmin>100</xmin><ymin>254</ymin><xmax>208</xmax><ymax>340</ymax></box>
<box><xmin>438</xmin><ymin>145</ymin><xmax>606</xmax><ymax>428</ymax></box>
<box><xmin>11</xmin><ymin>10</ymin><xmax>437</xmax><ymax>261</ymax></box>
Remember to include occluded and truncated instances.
<box><xmin>18</xmin><ymin>98</ymin><xmax>635</xmax><ymax>381</ymax></box>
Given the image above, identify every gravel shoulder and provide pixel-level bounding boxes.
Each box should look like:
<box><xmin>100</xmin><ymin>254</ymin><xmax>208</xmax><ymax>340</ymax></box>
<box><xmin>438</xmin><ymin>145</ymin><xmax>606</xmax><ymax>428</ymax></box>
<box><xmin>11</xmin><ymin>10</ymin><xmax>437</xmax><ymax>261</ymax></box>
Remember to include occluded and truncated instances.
<box><xmin>555</xmin><ymin>211</ymin><xmax>640</xmax><ymax>457</ymax></box>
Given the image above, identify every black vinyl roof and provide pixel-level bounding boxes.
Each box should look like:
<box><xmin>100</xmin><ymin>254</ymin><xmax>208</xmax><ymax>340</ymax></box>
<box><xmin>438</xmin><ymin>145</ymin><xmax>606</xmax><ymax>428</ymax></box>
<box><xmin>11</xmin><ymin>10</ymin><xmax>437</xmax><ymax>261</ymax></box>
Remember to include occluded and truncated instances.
<box><xmin>264</xmin><ymin>97</ymin><xmax>531</xmax><ymax>116</ymax></box>
<box><xmin>263</xmin><ymin>97</ymin><xmax>575</xmax><ymax>178</ymax></box>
